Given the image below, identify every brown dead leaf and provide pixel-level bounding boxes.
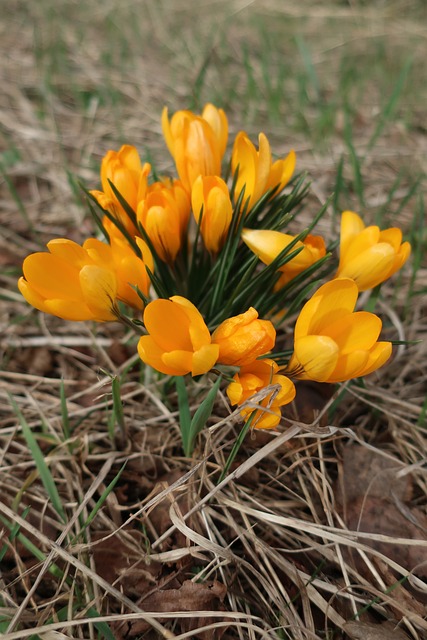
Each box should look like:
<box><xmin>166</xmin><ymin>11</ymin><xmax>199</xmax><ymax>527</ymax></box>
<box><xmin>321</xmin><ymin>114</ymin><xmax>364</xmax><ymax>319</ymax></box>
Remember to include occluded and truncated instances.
<box><xmin>338</xmin><ymin>445</ymin><xmax>412</xmax><ymax>505</ymax></box>
<box><xmin>127</xmin><ymin>579</ymin><xmax>227</xmax><ymax>639</ymax></box>
<box><xmin>345</xmin><ymin>496</ymin><xmax>427</xmax><ymax>578</ymax></box>
<box><xmin>92</xmin><ymin>530</ymin><xmax>161</xmax><ymax>597</ymax></box>
<box><xmin>344</xmin><ymin>620</ymin><xmax>409</xmax><ymax>640</ymax></box>
<box><xmin>9</xmin><ymin>346</ymin><xmax>54</xmax><ymax>376</ymax></box>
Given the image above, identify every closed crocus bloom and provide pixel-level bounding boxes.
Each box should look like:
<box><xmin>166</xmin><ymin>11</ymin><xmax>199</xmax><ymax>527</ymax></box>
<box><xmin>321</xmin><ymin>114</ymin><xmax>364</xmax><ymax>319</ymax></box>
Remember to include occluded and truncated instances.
<box><xmin>232</xmin><ymin>132</ymin><xmax>271</xmax><ymax>211</ymax></box>
<box><xmin>336</xmin><ymin>210</ymin><xmax>411</xmax><ymax>291</ymax></box>
<box><xmin>162</xmin><ymin>107</ymin><xmax>226</xmax><ymax>191</ymax></box>
<box><xmin>231</xmin><ymin>132</ymin><xmax>296</xmax><ymax>211</ymax></box>
<box><xmin>266</xmin><ymin>150</ymin><xmax>296</xmax><ymax>194</ymax></box>
<box><xmin>201</xmin><ymin>103</ymin><xmax>228</xmax><ymax>157</ymax></box>
<box><xmin>137</xmin><ymin>296</ymin><xmax>219</xmax><ymax>376</ymax></box>
<box><xmin>137</xmin><ymin>183</ymin><xmax>190</xmax><ymax>263</ymax></box>
<box><xmin>18</xmin><ymin>238</ymin><xmax>118</xmax><ymax>322</ymax></box>
<box><xmin>191</xmin><ymin>175</ymin><xmax>233</xmax><ymax>253</ymax></box>
<box><xmin>227</xmin><ymin>359</ymin><xmax>296</xmax><ymax>429</ymax></box>
<box><xmin>286</xmin><ymin>278</ymin><xmax>392</xmax><ymax>383</ymax></box>
<box><xmin>212</xmin><ymin>307</ymin><xmax>276</xmax><ymax>366</ymax></box>
<box><xmin>242</xmin><ymin>229</ymin><xmax>326</xmax><ymax>288</ymax></box>
<box><xmin>91</xmin><ymin>146</ymin><xmax>150</xmax><ymax>235</ymax></box>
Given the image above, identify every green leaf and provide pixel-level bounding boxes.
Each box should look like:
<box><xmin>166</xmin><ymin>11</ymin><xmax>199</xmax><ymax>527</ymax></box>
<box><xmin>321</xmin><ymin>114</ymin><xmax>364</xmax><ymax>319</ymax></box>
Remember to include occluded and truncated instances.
<box><xmin>175</xmin><ymin>376</ymin><xmax>192</xmax><ymax>456</ymax></box>
<box><xmin>186</xmin><ymin>376</ymin><xmax>222</xmax><ymax>457</ymax></box>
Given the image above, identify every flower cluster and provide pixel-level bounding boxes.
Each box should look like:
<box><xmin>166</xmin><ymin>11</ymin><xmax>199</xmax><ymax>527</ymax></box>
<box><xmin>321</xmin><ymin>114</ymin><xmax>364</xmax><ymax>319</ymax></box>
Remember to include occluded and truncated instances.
<box><xmin>18</xmin><ymin>104</ymin><xmax>411</xmax><ymax>443</ymax></box>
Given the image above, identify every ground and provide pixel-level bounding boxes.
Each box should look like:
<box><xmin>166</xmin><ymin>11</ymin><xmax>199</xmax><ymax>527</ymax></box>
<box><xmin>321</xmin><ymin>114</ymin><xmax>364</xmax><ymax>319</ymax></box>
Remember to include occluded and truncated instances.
<box><xmin>0</xmin><ymin>1</ymin><xmax>426</xmax><ymax>638</ymax></box>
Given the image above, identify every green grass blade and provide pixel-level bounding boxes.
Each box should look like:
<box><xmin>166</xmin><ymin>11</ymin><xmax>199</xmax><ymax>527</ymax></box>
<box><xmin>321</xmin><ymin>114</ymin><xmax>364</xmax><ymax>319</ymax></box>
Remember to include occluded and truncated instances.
<box><xmin>9</xmin><ymin>395</ymin><xmax>67</xmax><ymax>524</ymax></box>
<box><xmin>59</xmin><ymin>379</ymin><xmax>70</xmax><ymax>440</ymax></box>
<box><xmin>71</xmin><ymin>462</ymin><xmax>126</xmax><ymax>543</ymax></box>
<box><xmin>218</xmin><ymin>414</ymin><xmax>254</xmax><ymax>484</ymax></box>
<box><xmin>367</xmin><ymin>58</ymin><xmax>412</xmax><ymax>153</ymax></box>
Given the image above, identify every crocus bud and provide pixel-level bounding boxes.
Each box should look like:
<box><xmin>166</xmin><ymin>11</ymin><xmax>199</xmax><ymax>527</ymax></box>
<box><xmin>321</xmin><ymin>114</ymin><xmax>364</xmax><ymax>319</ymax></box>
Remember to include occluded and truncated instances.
<box><xmin>162</xmin><ymin>106</ymin><xmax>228</xmax><ymax>192</ymax></box>
<box><xmin>212</xmin><ymin>307</ymin><xmax>276</xmax><ymax>366</ymax></box>
<box><xmin>227</xmin><ymin>359</ymin><xmax>296</xmax><ymax>429</ymax></box>
<box><xmin>137</xmin><ymin>182</ymin><xmax>190</xmax><ymax>263</ymax></box>
<box><xmin>191</xmin><ymin>175</ymin><xmax>233</xmax><ymax>253</ymax></box>
<box><xmin>90</xmin><ymin>146</ymin><xmax>150</xmax><ymax>235</ymax></box>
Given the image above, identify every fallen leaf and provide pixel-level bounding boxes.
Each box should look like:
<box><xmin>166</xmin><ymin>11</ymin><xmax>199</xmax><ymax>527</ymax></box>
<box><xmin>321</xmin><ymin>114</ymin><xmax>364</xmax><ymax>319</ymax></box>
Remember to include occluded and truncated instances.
<box><xmin>127</xmin><ymin>579</ymin><xmax>227</xmax><ymax>639</ymax></box>
<box><xmin>344</xmin><ymin>620</ymin><xmax>409</xmax><ymax>639</ymax></box>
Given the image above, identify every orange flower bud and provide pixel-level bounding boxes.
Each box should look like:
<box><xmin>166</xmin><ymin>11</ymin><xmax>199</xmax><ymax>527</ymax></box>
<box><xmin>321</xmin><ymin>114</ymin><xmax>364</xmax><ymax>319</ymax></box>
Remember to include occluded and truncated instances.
<box><xmin>336</xmin><ymin>210</ymin><xmax>411</xmax><ymax>291</ymax></box>
<box><xmin>287</xmin><ymin>278</ymin><xmax>392</xmax><ymax>383</ymax></box>
<box><xmin>137</xmin><ymin>296</ymin><xmax>219</xmax><ymax>376</ymax></box>
<box><xmin>212</xmin><ymin>307</ymin><xmax>276</xmax><ymax>366</ymax></box>
<box><xmin>227</xmin><ymin>359</ymin><xmax>296</xmax><ymax>429</ymax></box>
<box><xmin>162</xmin><ymin>105</ymin><xmax>228</xmax><ymax>191</ymax></box>
<box><xmin>137</xmin><ymin>182</ymin><xmax>190</xmax><ymax>263</ymax></box>
<box><xmin>191</xmin><ymin>175</ymin><xmax>233</xmax><ymax>253</ymax></box>
<box><xmin>90</xmin><ymin>146</ymin><xmax>150</xmax><ymax>235</ymax></box>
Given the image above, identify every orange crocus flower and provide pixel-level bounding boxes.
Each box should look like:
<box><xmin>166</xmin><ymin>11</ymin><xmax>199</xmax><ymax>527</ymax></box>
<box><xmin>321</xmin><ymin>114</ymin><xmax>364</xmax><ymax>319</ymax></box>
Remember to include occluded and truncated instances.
<box><xmin>227</xmin><ymin>358</ymin><xmax>296</xmax><ymax>429</ymax></box>
<box><xmin>191</xmin><ymin>175</ymin><xmax>233</xmax><ymax>253</ymax></box>
<box><xmin>212</xmin><ymin>307</ymin><xmax>276</xmax><ymax>367</ymax></box>
<box><xmin>137</xmin><ymin>296</ymin><xmax>219</xmax><ymax>376</ymax></box>
<box><xmin>18</xmin><ymin>237</ymin><xmax>153</xmax><ymax>321</ymax></box>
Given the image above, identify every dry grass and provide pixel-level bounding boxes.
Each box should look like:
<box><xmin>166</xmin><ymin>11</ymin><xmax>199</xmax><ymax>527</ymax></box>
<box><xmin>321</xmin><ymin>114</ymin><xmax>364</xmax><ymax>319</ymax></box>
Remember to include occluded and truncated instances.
<box><xmin>1</xmin><ymin>1</ymin><xmax>426</xmax><ymax>638</ymax></box>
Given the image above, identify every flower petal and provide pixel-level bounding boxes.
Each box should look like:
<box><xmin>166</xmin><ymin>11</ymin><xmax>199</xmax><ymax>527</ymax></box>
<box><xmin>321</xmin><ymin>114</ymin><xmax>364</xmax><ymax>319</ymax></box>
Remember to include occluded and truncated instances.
<box><xmin>292</xmin><ymin>334</ymin><xmax>339</xmax><ymax>382</ymax></box>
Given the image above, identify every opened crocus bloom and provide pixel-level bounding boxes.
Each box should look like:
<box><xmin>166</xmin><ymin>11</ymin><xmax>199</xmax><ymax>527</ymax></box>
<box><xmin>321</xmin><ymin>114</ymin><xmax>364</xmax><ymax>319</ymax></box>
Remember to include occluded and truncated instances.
<box><xmin>336</xmin><ymin>210</ymin><xmax>411</xmax><ymax>291</ymax></box>
<box><xmin>242</xmin><ymin>228</ymin><xmax>326</xmax><ymax>288</ymax></box>
<box><xmin>137</xmin><ymin>181</ymin><xmax>190</xmax><ymax>263</ymax></box>
<box><xmin>212</xmin><ymin>307</ymin><xmax>276</xmax><ymax>366</ymax></box>
<box><xmin>90</xmin><ymin>145</ymin><xmax>150</xmax><ymax>236</ymax></box>
<box><xmin>137</xmin><ymin>296</ymin><xmax>219</xmax><ymax>376</ymax></box>
<box><xmin>231</xmin><ymin>132</ymin><xmax>295</xmax><ymax>212</ymax></box>
<box><xmin>191</xmin><ymin>175</ymin><xmax>233</xmax><ymax>253</ymax></box>
<box><xmin>286</xmin><ymin>278</ymin><xmax>392</xmax><ymax>383</ymax></box>
<box><xmin>227</xmin><ymin>359</ymin><xmax>296</xmax><ymax>429</ymax></box>
<box><xmin>162</xmin><ymin>104</ymin><xmax>228</xmax><ymax>192</ymax></box>
<box><xmin>18</xmin><ymin>238</ymin><xmax>121</xmax><ymax>321</ymax></box>
<box><xmin>110</xmin><ymin>236</ymin><xmax>153</xmax><ymax>309</ymax></box>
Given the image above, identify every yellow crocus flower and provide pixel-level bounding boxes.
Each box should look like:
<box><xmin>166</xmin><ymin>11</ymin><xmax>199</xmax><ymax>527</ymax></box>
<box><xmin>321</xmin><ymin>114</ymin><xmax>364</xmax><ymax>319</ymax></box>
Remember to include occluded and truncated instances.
<box><xmin>212</xmin><ymin>307</ymin><xmax>276</xmax><ymax>366</ymax></box>
<box><xmin>227</xmin><ymin>358</ymin><xmax>296</xmax><ymax>429</ymax></box>
<box><xmin>18</xmin><ymin>237</ymin><xmax>154</xmax><ymax>321</ymax></box>
<box><xmin>241</xmin><ymin>228</ymin><xmax>326</xmax><ymax>288</ymax></box>
<box><xmin>286</xmin><ymin>278</ymin><xmax>392</xmax><ymax>383</ymax></box>
<box><xmin>137</xmin><ymin>296</ymin><xmax>219</xmax><ymax>376</ymax></box>
<box><xmin>231</xmin><ymin>132</ymin><xmax>296</xmax><ymax>211</ymax></box>
<box><xmin>336</xmin><ymin>210</ymin><xmax>411</xmax><ymax>291</ymax></box>
<box><xmin>191</xmin><ymin>175</ymin><xmax>233</xmax><ymax>253</ymax></box>
<box><xmin>18</xmin><ymin>239</ymin><xmax>118</xmax><ymax>321</ymax></box>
